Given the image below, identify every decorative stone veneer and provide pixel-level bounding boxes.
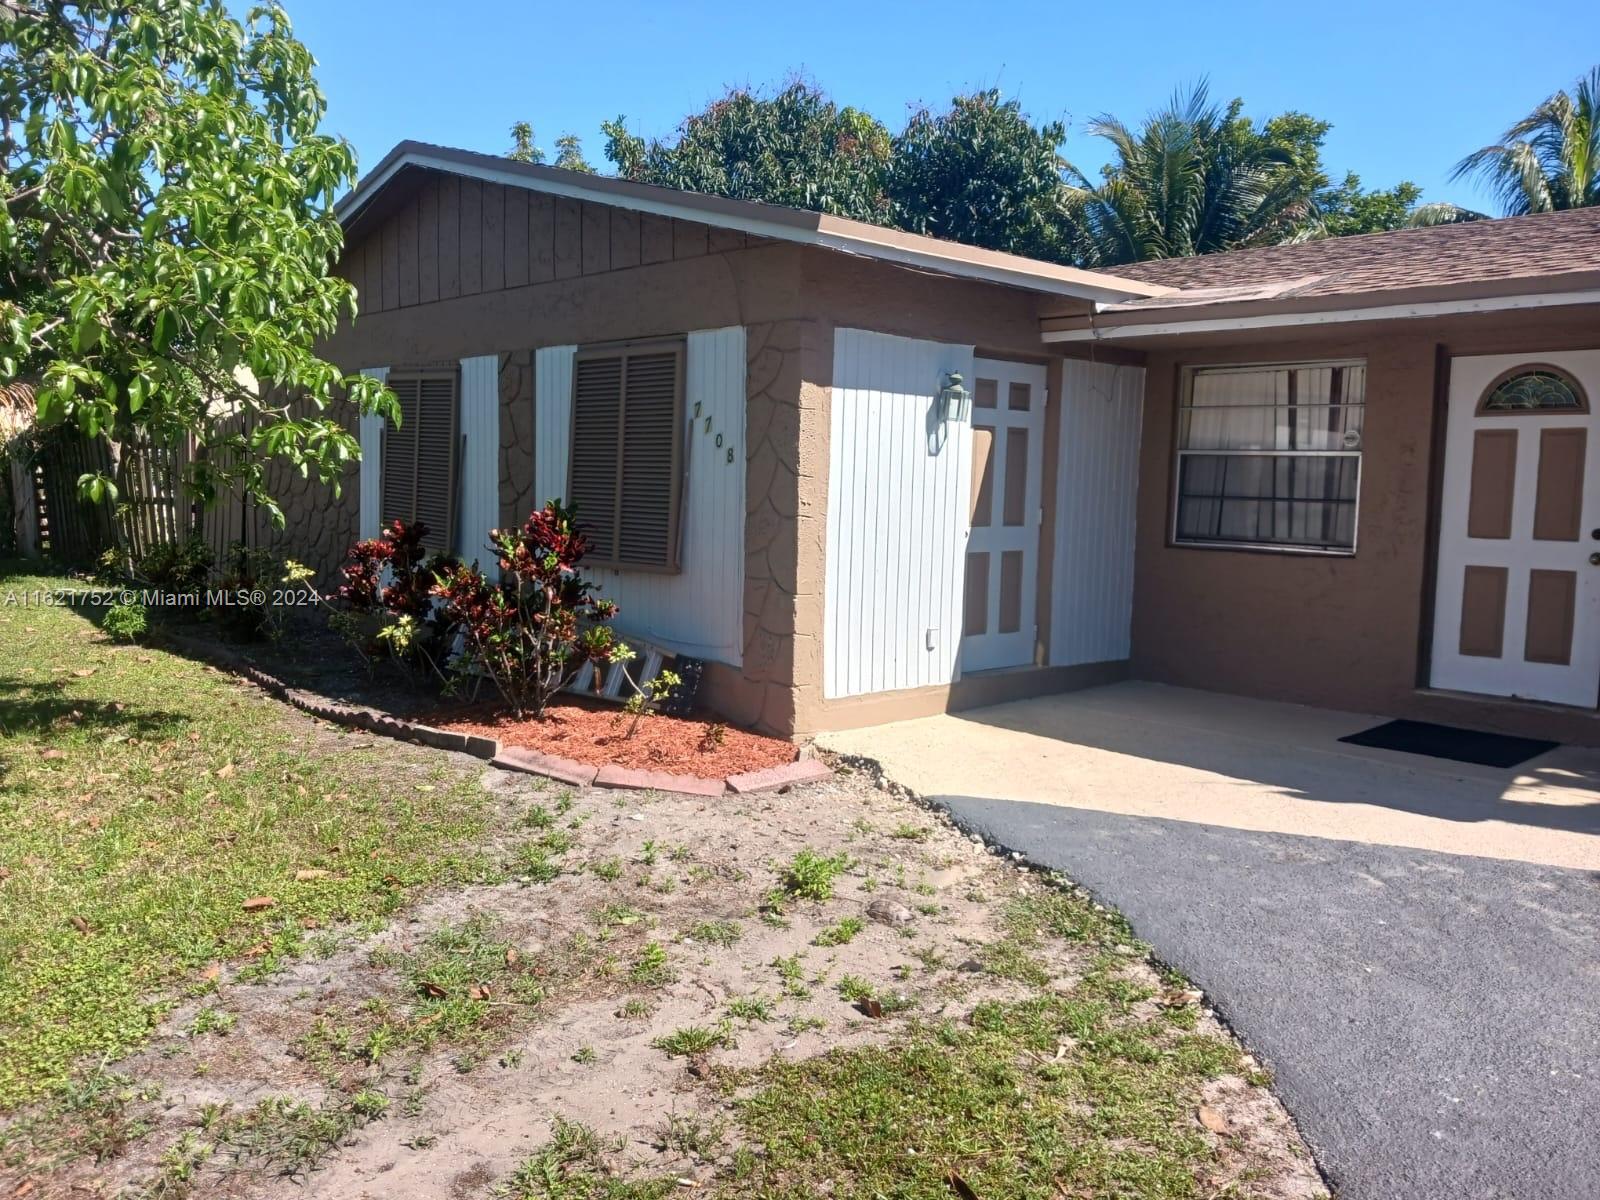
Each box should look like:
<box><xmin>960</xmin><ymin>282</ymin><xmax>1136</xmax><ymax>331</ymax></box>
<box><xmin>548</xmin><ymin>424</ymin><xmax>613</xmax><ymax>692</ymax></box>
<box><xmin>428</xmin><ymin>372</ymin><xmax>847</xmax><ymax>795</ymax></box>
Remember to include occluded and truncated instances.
<box><xmin>742</xmin><ymin>321</ymin><xmax>811</xmax><ymax>734</ymax></box>
<box><xmin>498</xmin><ymin>349</ymin><xmax>535</xmax><ymax>530</ymax></box>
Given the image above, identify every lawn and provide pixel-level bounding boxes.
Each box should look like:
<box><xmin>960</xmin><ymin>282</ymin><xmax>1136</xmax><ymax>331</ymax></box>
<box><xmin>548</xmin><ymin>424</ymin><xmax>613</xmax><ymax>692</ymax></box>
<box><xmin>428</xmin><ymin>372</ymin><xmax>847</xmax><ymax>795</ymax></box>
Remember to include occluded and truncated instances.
<box><xmin>0</xmin><ymin>564</ymin><xmax>1325</xmax><ymax>1199</ymax></box>
<box><xmin>0</xmin><ymin>565</ymin><xmax>495</xmax><ymax>1111</ymax></box>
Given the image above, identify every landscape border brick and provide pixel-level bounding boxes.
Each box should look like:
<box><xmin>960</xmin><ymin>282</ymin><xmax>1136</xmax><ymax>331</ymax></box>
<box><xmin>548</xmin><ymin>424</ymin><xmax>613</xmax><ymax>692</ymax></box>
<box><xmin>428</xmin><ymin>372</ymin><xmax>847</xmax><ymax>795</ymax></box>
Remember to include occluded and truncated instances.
<box><xmin>593</xmin><ymin>764</ymin><xmax>727</xmax><ymax>796</ymax></box>
<box><xmin>492</xmin><ymin>746</ymin><xmax>598</xmax><ymax>787</ymax></box>
<box><xmin>726</xmin><ymin>759</ymin><xmax>835</xmax><ymax>794</ymax></box>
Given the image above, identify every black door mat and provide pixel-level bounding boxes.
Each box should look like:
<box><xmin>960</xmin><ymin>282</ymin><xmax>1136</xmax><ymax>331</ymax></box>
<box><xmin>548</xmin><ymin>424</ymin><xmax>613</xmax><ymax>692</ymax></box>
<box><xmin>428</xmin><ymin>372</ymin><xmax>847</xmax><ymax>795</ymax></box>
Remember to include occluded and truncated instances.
<box><xmin>1338</xmin><ymin>719</ymin><xmax>1557</xmax><ymax>769</ymax></box>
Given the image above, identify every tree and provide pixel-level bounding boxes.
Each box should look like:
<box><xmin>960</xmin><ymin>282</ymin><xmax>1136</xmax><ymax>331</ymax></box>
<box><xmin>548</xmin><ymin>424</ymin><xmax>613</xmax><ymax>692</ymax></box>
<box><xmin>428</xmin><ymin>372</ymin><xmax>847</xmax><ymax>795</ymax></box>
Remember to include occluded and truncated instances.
<box><xmin>886</xmin><ymin>90</ymin><xmax>1073</xmax><ymax>262</ymax></box>
<box><xmin>507</xmin><ymin>122</ymin><xmax>593</xmax><ymax>172</ymax></box>
<box><xmin>1416</xmin><ymin>65</ymin><xmax>1600</xmax><ymax>224</ymax></box>
<box><xmin>552</xmin><ymin>133</ymin><xmax>594</xmax><ymax>174</ymax></box>
<box><xmin>601</xmin><ymin>81</ymin><xmax>892</xmax><ymax>223</ymax></box>
<box><xmin>0</xmin><ymin>0</ymin><xmax>393</xmax><ymax>519</ymax></box>
<box><xmin>507</xmin><ymin>121</ymin><xmax>544</xmax><ymax>164</ymax></box>
<box><xmin>1063</xmin><ymin>84</ymin><xmax>1328</xmax><ymax>265</ymax></box>
<box><xmin>1317</xmin><ymin>174</ymin><xmax>1424</xmax><ymax>237</ymax></box>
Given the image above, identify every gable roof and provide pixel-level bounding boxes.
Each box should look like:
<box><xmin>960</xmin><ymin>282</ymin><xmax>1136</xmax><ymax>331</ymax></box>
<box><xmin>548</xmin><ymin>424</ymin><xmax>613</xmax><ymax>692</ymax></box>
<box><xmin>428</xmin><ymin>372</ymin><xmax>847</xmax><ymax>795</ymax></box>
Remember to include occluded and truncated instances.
<box><xmin>1100</xmin><ymin>207</ymin><xmax>1600</xmax><ymax>303</ymax></box>
<box><xmin>337</xmin><ymin>141</ymin><xmax>1169</xmax><ymax>306</ymax></box>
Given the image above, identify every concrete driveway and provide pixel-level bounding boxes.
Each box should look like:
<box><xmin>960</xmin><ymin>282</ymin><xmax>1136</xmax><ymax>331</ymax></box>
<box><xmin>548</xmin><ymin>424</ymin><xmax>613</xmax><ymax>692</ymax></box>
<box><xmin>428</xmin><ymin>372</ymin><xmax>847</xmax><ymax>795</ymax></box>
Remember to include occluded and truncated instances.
<box><xmin>819</xmin><ymin>682</ymin><xmax>1600</xmax><ymax>1200</ymax></box>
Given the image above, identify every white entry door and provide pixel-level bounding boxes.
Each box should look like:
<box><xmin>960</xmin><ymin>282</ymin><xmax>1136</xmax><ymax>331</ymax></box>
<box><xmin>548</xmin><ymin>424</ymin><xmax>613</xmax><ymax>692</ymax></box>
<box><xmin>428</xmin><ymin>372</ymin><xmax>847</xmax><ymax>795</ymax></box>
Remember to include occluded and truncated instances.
<box><xmin>1430</xmin><ymin>350</ymin><xmax>1600</xmax><ymax>707</ymax></box>
<box><xmin>961</xmin><ymin>358</ymin><xmax>1046</xmax><ymax>672</ymax></box>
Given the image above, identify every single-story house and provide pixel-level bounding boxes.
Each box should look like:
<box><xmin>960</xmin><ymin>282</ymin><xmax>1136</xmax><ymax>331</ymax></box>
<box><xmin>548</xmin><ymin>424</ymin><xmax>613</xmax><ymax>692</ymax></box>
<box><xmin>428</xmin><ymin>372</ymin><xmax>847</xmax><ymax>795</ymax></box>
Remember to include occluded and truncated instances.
<box><xmin>282</xmin><ymin>139</ymin><xmax>1600</xmax><ymax>745</ymax></box>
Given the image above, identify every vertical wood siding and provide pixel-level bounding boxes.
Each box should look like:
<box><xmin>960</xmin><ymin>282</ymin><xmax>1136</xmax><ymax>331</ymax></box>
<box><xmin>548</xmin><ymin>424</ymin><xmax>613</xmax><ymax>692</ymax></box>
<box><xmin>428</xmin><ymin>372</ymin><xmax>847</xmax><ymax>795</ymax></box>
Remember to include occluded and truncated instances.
<box><xmin>340</xmin><ymin>177</ymin><xmax>768</xmax><ymax>315</ymax></box>
<box><xmin>1049</xmin><ymin>360</ymin><xmax>1144</xmax><ymax>666</ymax></box>
<box><xmin>358</xmin><ymin>367</ymin><xmax>387</xmax><ymax>540</ymax></box>
<box><xmin>457</xmin><ymin>355</ymin><xmax>500</xmax><ymax>567</ymax></box>
<box><xmin>823</xmin><ymin>328</ymin><xmax>975</xmax><ymax>700</ymax></box>
<box><xmin>533</xmin><ymin>330</ymin><xmax>745</xmax><ymax>665</ymax></box>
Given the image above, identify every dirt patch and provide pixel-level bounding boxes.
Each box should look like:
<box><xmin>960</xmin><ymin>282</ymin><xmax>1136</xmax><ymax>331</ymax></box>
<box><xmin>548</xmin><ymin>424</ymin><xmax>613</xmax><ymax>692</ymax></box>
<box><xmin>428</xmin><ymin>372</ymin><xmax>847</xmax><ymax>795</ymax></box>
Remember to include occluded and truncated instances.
<box><xmin>434</xmin><ymin>696</ymin><xmax>796</xmax><ymax>775</ymax></box>
<box><xmin>13</xmin><ymin>741</ymin><xmax>1326</xmax><ymax>1200</ymax></box>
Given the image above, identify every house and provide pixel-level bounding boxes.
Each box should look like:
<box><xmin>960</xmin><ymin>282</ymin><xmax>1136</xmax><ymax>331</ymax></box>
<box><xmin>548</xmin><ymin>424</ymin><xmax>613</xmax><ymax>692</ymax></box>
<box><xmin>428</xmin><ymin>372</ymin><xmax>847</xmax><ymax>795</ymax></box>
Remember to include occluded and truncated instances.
<box><xmin>284</xmin><ymin>139</ymin><xmax>1600</xmax><ymax>745</ymax></box>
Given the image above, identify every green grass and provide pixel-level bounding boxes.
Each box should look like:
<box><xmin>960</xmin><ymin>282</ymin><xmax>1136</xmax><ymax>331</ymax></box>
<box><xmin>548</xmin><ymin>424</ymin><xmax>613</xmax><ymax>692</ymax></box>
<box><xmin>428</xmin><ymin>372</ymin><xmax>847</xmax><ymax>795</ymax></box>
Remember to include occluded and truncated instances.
<box><xmin>0</xmin><ymin>566</ymin><xmax>497</xmax><ymax>1110</ymax></box>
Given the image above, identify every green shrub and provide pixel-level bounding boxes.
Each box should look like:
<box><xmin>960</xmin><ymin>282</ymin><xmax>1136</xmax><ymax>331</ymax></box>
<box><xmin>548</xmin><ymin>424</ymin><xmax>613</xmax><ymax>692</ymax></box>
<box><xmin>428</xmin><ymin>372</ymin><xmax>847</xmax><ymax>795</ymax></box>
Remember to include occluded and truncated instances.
<box><xmin>137</xmin><ymin>536</ymin><xmax>213</xmax><ymax>593</ymax></box>
<box><xmin>102</xmin><ymin>600</ymin><xmax>148</xmax><ymax>643</ymax></box>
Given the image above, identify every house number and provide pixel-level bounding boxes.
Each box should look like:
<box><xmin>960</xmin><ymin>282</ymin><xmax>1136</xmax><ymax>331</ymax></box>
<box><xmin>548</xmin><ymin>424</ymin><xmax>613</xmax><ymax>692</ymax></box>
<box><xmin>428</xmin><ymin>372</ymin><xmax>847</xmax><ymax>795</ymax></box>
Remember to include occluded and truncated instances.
<box><xmin>692</xmin><ymin>401</ymin><xmax>734</xmax><ymax>464</ymax></box>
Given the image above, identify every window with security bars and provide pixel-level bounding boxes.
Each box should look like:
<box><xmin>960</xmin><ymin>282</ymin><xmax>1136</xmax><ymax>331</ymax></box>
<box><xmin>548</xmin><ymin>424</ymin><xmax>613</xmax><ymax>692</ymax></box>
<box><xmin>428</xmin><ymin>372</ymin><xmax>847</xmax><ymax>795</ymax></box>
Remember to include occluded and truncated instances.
<box><xmin>1173</xmin><ymin>361</ymin><xmax>1366</xmax><ymax>553</ymax></box>
<box><xmin>569</xmin><ymin>340</ymin><xmax>686</xmax><ymax>571</ymax></box>
<box><xmin>382</xmin><ymin>371</ymin><xmax>459</xmax><ymax>553</ymax></box>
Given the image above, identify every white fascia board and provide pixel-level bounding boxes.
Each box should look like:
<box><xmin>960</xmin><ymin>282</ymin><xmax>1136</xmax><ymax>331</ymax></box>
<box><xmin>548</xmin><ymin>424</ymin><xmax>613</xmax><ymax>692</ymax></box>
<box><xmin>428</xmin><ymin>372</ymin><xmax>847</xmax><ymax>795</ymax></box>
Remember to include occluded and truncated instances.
<box><xmin>340</xmin><ymin>151</ymin><xmax>1145</xmax><ymax>304</ymax></box>
<box><xmin>1042</xmin><ymin>288</ymin><xmax>1600</xmax><ymax>342</ymax></box>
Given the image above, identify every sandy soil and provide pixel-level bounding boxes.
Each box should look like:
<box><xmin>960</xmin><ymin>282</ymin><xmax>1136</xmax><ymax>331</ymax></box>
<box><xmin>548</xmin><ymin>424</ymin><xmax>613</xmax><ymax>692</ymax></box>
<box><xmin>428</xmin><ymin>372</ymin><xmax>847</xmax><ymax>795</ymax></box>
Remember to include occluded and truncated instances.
<box><xmin>22</xmin><ymin>749</ymin><xmax>1326</xmax><ymax>1200</ymax></box>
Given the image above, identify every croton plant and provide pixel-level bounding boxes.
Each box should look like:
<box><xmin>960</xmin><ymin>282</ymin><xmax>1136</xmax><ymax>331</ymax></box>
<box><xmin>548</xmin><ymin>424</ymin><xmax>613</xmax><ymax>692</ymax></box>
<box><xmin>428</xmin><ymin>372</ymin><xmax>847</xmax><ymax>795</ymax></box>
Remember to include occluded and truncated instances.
<box><xmin>432</xmin><ymin>501</ymin><xmax>628</xmax><ymax>718</ymax></box>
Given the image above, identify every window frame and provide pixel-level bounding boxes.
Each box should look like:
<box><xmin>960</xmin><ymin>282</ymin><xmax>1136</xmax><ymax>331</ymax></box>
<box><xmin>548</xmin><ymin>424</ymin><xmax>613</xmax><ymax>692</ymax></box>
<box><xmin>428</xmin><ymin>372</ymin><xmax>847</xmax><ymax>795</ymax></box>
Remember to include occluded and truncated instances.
<box><xmin>380</xmin><ymin>365</ymin><xmax>461</xmax><ymax>555</ymax></box>
<box><xmin>568</xmin><ymin>336</ymin><xmax>689</xmax><ymax>574</ymax></box>
<box><xmin>1169</xmin><ymin>358</ymin><xmax>1366</xmax><ymax>558</ymax></box>
<box><xmin>1475</xmin><ymin>362</ymin><xmax>1589</xmax><ymax>416</ymax></box>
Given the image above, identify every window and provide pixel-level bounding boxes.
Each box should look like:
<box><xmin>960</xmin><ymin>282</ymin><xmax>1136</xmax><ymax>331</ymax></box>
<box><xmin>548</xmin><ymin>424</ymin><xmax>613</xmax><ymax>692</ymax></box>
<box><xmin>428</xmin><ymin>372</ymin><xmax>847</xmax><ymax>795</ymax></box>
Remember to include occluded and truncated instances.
<box><xmin>382</xmin><ymin>370</ymin><xmax>459</xmax><ymax>553</ymax></box>
<box><xmin>569</xmin><ymin>340</ymin><xmax>686</xmax><ymax>570</ymax></box>
<box><xmin>1173</xmin><ymin>361</ymin><xmax>1366</xmax><ymax>553</ymax></box>
<box><xmin>1479</xmin><ymin>365</ymin><xmax>1587</xmax><ymax>414</ymax></box>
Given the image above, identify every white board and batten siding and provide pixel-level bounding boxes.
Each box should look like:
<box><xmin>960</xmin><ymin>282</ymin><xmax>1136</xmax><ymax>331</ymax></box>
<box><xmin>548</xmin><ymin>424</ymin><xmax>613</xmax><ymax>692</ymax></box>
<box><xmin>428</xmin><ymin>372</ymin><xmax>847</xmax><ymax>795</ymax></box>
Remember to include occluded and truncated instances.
<box><xmin>456</xmin><ymin>355</ymin><xmax>500</xmax><ymax>567</ymax></box>
<box><xmin>357</xmin><ymin>367</ymin><xmax>387</xmax><ymax>540</ymax></box>
<box><xmin>356</xmin><ymin>360</ymin><xmax>499</xmax><ymax>564</ymax></box>
<box><xmin>1049</xmin><ymin>360</ymin><xmax>1144</xmax><ymax>667</ymax></box>
<box><xmin>533</xmin><ymin>327</ymin><xmax>746</xmax><ymax>667</ymax></box>
<box><xmin>824</xmin><ymin>328</ymin><xmax>975</xmax><ymax>700</ymax></box>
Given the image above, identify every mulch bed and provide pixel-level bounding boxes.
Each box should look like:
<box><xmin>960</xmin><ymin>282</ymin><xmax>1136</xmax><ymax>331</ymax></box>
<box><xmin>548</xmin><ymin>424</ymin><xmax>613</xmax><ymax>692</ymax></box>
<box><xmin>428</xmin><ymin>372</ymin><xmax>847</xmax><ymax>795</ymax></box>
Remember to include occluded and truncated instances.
<box><xmin>433</xmin><ymin>697</ymin><xmax>798</xmax><ymax>776</ymax></box>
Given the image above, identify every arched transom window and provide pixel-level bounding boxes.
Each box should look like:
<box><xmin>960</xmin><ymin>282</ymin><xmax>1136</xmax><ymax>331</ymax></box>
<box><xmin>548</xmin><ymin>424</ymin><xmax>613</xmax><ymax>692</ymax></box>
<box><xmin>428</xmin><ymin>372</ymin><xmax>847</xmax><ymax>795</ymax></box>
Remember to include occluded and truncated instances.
<box><xmin>1478</xmin><ymin>366</ymin><xmax>1588</xmax><ymax>414</ymax></box>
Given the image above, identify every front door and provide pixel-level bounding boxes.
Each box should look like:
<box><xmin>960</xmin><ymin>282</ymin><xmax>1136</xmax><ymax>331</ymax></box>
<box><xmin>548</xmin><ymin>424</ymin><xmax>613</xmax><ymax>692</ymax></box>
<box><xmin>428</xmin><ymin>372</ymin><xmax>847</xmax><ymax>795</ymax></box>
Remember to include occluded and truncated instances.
<box><xmin>961</xmin><ymin>358</ymin><xmax>1046</xmax><ymax>673</ymax></box>
<box><xmin>1430</xmin><ymin>350</ymin><xmax>1600</xmax><ymax>707</ymax></box>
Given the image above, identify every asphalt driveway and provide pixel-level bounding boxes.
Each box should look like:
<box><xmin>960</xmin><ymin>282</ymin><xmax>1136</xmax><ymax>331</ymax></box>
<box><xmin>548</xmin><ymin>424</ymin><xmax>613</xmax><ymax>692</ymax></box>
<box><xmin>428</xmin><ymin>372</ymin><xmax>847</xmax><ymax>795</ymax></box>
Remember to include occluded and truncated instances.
<box><xmin>819</xmin><ymin>683</ymin><xmax>1600</xmax><ymax>1198</ymax></box>
<box><xmin>938</xmin><ymin>797</ymin><xmax>1600</xmax><ymax>1199</ymax></box>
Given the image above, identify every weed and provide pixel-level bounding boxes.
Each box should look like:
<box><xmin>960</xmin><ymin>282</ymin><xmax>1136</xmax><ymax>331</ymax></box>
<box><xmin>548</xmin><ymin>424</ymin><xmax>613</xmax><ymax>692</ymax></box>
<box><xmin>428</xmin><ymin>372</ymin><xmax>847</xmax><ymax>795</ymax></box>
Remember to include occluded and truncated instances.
<box><xmin>189</xmin><ymin>1007</ymin><xmax>235</xmax><ymax>1036</ymax></box>
<box><xmin>652</xmin><ymin>1022</ymin><xmax>734</xmax><ymax>1058</ymax></box>
<box><xmin>655</xmin><ymin>1112</ymin><xmax>727</xmax><ymax>1158</ymax></box>
<box><xmin>836</xmin><ymin>975</ymin><xmax>874</xmax><ymax>1003</ymax></box>
<box><xmin>726</xmin><ymin>994</ymin><xmax>776</xmax><ymax>1023</ymax></box>
<box><xmin>687</xmin><ymin>919</ymin><xmax>742</xmax><ymax>948</ymax></box>
<box><xmin>779</xmin><ymin>850</ymin><xmax>852</xmax><ymax>901</ymax></box>
<box><xmin>628</xmin><ymin>942</ymin><xmax>675</xmax><ymax>987</ymax></box>
<box><xmin>812</xmin><ymin>916</ymin><xmax>865</xmax><ymax>947</ymax></box>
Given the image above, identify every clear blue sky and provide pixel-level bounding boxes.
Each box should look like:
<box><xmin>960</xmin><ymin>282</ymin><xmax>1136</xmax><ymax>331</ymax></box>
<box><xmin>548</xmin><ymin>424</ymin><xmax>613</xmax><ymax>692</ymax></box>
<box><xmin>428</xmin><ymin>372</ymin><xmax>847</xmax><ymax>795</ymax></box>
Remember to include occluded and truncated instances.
<box><xmin>287</xmin><ymin>0</ymin><xmax>1598</xmax><ymax>211</ymax></box>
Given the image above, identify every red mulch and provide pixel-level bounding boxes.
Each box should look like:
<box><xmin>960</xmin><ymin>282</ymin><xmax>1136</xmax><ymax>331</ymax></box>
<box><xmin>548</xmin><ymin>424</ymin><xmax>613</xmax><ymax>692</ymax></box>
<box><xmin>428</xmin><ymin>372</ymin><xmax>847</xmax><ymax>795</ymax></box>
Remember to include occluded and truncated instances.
<box><xmin>433</xmin><ymin>697</ymin><xmax>797</xmax><ymax>777</ymax></box>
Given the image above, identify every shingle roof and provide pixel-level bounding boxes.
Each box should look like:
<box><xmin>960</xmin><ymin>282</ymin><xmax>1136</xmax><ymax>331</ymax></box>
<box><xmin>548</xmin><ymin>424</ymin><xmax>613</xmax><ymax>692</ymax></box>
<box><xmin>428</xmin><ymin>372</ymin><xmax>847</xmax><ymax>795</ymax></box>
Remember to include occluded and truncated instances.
<box><xmin>1101</xmin><ymin>207</ymin><xmax>1600</xmax><ymax>304</ymax></box>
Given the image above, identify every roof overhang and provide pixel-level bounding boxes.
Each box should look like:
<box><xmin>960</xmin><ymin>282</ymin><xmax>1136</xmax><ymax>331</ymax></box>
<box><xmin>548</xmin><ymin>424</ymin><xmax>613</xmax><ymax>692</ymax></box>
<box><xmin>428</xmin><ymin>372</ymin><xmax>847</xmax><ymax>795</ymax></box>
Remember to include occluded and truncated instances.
<box><xmin>1042</xmin><ymin>279</ymin><xmax>1600</xmax><ymax>343</ymax></box>
<box><xmin>337</xmin><ymin>142</ymin><xmax>1172</xmax><ymax>306</ymax></box>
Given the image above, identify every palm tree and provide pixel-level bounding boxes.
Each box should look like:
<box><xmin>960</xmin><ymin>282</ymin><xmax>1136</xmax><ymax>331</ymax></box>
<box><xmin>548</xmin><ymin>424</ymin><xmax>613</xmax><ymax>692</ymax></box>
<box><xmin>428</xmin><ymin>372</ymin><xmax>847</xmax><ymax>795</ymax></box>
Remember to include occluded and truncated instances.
<box><xmin>1412</xmin><ymin>66</ymin><xmax>1599</xmax><ymax>224</ymax></box>
<box><xmin>1063</xmin><ymin>83</ymin><xmax>1321</xmax><ymax>265</ymax></box>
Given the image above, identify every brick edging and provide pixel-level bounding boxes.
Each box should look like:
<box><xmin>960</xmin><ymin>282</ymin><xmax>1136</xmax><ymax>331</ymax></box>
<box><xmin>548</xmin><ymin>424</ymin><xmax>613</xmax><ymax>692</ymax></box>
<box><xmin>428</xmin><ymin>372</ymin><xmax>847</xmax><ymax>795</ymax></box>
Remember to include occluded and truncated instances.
<box><xmin>159</xmin><ymin>632</ymin><xmax>828</xmax><ymax>796</ymax></box>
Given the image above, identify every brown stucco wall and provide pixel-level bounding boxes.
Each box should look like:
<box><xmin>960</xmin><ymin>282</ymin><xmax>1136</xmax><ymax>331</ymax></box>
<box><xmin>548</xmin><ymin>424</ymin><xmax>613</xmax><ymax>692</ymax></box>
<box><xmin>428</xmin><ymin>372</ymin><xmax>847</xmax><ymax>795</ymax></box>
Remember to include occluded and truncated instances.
<box><xmin>292</xmin><ymin>195</ymin><xmax>815</xmax><ymax>733</ymax></box>
<box><xmin>1129</xmin><ymin>304</ymin><xmax>1600</xmax><ymax>745</ymax></box>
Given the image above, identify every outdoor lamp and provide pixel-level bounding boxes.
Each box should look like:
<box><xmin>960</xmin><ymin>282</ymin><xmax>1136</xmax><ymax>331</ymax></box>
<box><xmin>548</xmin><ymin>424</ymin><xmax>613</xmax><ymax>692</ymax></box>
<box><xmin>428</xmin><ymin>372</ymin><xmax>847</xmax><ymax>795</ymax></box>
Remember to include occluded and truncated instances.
<box><xmin>938</xmin><ymin>371</ymin><xmax>971</xmax><ymax>424</ymax></box>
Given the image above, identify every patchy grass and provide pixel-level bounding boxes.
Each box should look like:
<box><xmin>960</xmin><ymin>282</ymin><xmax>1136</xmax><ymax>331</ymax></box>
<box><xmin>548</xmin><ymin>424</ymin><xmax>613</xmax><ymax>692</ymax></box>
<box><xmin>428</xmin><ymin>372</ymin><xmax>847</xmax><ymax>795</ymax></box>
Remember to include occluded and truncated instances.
<box><xmin>0</xmin><ymin>567</ymin><xmax>496</xmax><ymax>1111</ymax></box>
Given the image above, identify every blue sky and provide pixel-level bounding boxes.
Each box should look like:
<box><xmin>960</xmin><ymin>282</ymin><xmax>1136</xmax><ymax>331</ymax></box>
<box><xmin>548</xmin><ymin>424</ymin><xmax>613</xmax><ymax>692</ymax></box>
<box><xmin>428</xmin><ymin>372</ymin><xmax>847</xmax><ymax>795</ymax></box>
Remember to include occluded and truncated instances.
<box><xmin>288</xmin><ymin>0</ymin><xmax>1597</xmax><ymax>211</ymax></box>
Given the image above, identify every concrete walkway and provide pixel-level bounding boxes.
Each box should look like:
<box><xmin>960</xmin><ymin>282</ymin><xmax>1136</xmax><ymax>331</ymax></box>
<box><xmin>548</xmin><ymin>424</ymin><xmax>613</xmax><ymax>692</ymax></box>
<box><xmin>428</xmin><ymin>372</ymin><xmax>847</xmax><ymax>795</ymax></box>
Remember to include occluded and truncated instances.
<box><xmin>819</xmin><ymin>683</ymin><xmax>1600</xmax><ymax>1200</ymax></box>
